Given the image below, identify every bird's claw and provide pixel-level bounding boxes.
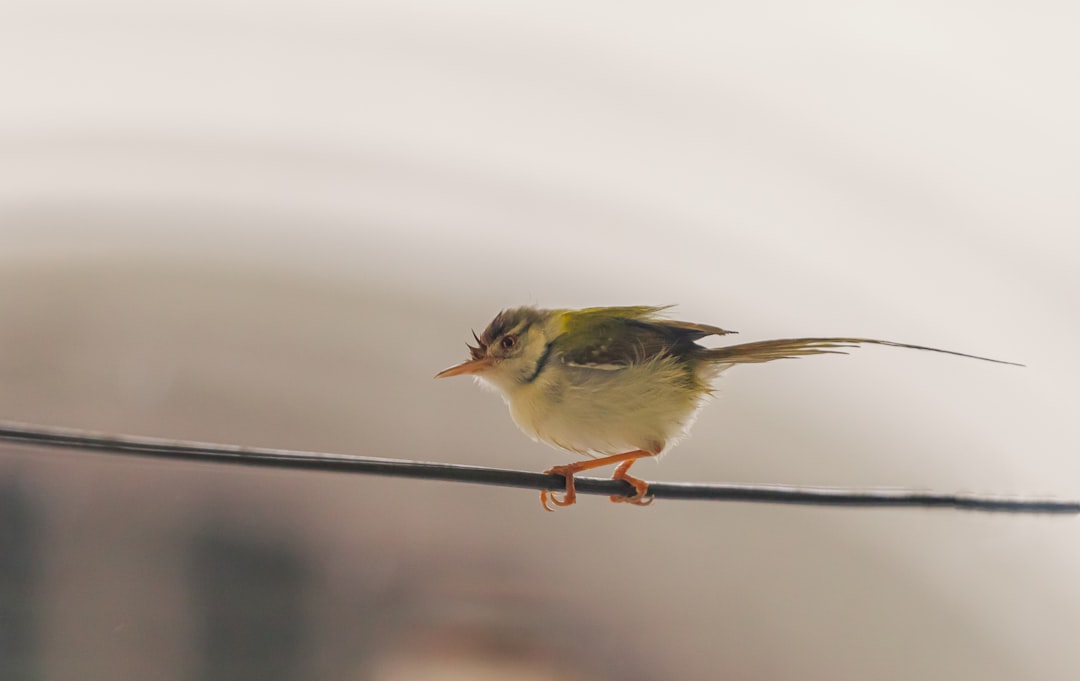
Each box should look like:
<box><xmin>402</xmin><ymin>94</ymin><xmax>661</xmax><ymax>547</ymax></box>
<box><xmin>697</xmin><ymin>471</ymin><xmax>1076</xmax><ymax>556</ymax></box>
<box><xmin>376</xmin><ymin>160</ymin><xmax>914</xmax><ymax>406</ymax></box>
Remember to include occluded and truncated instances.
<box><xmin>541</xmin><ymin>465</ymin><xmax>578</xmax><ymax>511</ymax></box>
<box><xmin>611</xmin><ymin>492</ymin><xmax>654</xmax><ymax>506</ymax></box>
<box><xmin>610</xmin><ymin>470</ymin><xmax>653</xmax><ymax>506</ymax></box>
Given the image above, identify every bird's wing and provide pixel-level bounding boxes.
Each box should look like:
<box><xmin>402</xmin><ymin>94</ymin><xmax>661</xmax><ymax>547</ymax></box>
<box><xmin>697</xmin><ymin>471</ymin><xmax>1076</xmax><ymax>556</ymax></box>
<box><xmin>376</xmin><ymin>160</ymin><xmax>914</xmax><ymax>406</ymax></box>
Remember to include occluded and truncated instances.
<box><xmin>701</xmin><ymin>337</ymin><xmax>1022</xmax><ymax>366</ymax></box>
<box><xmin>556</xmin><ymin>306</ymin><xmax>737</xmax><ymax>368</ymax></box>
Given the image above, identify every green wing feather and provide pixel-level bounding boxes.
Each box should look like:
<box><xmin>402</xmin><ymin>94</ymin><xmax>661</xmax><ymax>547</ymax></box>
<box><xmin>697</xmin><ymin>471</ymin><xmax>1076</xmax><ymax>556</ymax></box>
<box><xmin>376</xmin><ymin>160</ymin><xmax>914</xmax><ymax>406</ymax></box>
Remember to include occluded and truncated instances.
<box><xmin>556</xmin><ymin>306</ymin><xmax>736</xmax><ymax>368</ymax></box>
<box><xmin>554</xmin><ymin>305</ymin><xmax>1020</xmax><ymax>368</ymax></box>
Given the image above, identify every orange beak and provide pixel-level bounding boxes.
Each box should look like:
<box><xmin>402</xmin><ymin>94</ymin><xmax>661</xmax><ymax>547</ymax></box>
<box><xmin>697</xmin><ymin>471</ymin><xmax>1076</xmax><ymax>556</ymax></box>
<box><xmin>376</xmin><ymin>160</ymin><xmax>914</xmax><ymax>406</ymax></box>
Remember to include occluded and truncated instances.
<box><xmin>435</xmin><ymin>356</ymin><xmax>494</xmax><ymax>378</ymax></box>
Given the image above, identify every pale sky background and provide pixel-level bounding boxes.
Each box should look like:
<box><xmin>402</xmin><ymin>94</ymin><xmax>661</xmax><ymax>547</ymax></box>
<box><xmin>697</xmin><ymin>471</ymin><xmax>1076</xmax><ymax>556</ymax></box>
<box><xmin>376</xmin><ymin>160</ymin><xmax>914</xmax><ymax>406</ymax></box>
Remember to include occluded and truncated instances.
<box><xmin>1</xmin><ymin>2</ymin><xmax>1078</xmax><ymax>680</ymax></box>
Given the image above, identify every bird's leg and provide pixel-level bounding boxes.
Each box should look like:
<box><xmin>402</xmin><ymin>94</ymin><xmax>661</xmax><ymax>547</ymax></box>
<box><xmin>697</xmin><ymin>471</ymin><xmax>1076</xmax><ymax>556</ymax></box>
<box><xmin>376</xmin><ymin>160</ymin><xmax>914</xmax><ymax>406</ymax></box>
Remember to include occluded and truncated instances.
<box><xmin>541</xmin><ymin>449</ymin><xmax>658</xmax><ymax>511</ymax></box>
<box><xmin>609</xmin><ymin>459</ymin><xmax>654</xmax><ymax>506</ymax></box>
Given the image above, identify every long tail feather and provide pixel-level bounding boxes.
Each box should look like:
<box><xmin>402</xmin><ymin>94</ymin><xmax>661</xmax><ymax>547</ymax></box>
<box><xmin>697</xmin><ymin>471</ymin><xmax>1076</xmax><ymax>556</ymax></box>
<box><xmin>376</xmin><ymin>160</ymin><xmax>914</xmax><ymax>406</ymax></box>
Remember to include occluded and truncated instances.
<box><xmin>702</xmin><ymin>338</ymin><xmax>1023</xmax><ymax>367</ymax></box>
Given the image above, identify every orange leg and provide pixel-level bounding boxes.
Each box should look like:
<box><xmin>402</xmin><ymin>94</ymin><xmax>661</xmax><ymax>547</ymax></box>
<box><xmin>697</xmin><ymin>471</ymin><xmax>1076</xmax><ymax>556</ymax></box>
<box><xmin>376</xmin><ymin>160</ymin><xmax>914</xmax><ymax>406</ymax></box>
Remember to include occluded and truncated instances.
<box><xmin>540</xmin><ymin>449</ymin><xmax>659</xmax><ymax>511</ymax></box>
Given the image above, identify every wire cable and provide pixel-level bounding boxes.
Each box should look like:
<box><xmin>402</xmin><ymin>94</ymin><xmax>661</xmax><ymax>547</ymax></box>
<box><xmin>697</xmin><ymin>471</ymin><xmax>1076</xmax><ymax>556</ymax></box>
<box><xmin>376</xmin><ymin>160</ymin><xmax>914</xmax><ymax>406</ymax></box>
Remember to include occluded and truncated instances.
<box><xmin>0</xmin><ymin>420</ymin><xmax>1075</xmax><ymax>514</ymax></box>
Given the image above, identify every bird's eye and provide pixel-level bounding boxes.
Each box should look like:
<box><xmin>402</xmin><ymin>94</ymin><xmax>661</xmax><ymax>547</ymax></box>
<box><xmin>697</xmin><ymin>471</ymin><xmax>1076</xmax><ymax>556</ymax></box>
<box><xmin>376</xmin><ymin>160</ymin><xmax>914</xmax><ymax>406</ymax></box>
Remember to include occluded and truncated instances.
<box><xmin>501</xmin><ymin>335</ymin><xmax>517</xmax><ymax>350</ymax></box>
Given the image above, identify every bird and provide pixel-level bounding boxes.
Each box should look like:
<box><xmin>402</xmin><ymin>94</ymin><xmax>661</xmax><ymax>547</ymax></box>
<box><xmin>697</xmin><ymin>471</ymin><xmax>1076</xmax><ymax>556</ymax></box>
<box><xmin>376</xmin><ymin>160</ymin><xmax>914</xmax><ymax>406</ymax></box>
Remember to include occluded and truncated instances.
<box><xmin>435</xmin><ymin>305</ymin><xmax>1020</xmax><ymax>511</ymax></box>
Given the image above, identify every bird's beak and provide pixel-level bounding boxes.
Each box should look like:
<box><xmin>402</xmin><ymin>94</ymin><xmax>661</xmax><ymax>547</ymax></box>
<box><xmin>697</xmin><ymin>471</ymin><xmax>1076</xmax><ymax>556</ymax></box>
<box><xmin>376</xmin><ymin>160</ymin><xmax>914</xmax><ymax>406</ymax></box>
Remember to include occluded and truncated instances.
<box><xmin>435</xmin><ymin>357</ymin><xmax>494</xmax><ymax>378</ymax></box>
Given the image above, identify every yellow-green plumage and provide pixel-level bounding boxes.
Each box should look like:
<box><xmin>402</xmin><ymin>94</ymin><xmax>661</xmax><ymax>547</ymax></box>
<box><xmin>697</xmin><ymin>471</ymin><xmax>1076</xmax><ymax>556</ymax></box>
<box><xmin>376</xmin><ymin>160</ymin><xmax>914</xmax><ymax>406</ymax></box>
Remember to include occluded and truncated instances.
<box><xmin>439</xmin><ymin>305</ymin><xmax>1020</xmax><ymax>462</ymax></box>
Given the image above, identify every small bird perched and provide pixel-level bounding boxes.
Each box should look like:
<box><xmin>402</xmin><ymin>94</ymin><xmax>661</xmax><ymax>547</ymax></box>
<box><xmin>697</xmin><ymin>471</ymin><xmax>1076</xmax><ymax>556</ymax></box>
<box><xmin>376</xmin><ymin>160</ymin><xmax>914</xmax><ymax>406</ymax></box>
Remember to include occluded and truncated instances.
<box><xmin>436</xmin><ymin>305</ymin><xmax>1019</xmax><ymax>511</ymax></box>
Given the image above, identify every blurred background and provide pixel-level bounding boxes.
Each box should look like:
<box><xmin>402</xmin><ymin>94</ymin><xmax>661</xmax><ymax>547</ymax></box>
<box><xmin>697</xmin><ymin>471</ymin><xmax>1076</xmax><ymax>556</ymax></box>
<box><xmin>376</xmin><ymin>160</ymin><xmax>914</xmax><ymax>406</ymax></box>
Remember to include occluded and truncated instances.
<box><xmin>1</xmin><ymin>1</ymin><xmax>1078</xmax><ymax>679</ymax></box>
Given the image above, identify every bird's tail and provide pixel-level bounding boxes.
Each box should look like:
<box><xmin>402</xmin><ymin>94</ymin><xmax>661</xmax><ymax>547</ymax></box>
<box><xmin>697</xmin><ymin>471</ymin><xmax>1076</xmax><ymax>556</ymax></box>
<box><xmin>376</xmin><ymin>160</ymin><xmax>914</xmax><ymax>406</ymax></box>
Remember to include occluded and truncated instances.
<box><xmin>700</xmin><ymin>337</ymin><xmax>1023</xmax><ymax>367</ymax></box>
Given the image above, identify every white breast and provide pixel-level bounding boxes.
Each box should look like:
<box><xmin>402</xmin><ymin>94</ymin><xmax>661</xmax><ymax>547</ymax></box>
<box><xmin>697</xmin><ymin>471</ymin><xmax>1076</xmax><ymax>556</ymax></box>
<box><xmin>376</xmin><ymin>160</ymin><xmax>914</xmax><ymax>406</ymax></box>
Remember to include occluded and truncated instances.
<box><xmin>496</xmin><ymin>356</ymin><xmax>725</xmax><ymax>457</ymax></box>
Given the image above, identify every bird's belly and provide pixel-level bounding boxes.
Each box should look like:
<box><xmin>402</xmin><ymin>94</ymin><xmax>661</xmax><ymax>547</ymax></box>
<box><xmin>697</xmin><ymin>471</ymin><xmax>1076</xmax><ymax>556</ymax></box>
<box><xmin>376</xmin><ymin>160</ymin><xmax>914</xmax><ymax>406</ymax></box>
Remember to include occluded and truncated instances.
<box><xmin>507</xmin><ymin>360</ymin><xmax>715</xmax><ymax>457</ymax></box>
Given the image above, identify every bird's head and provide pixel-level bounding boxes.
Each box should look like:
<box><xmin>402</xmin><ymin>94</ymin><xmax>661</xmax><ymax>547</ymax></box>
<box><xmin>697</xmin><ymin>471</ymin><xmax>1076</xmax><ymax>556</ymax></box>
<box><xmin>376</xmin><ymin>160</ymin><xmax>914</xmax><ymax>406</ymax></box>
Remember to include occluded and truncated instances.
<box><xmin>435</xmin><ymin>307</ymin><xmax>555</xmax><ymax>392</ymax></box>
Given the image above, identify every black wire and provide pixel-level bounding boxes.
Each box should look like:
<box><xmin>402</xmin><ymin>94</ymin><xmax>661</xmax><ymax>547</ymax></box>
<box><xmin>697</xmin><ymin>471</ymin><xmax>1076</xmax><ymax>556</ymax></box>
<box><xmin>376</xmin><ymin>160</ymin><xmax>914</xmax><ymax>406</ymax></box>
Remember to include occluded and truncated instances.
<box><xmin>0</xmin><ymin>420</ymin><xmax>1076</xmax><ymax>514</ymax></box>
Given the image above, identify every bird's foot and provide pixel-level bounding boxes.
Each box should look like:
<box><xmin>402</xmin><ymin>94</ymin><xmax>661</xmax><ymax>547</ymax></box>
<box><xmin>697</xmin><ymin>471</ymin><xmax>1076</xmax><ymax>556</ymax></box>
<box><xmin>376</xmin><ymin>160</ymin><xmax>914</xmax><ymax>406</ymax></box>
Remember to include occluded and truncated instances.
<box><xmin>609</xmin><ymin>460</ymin><xmax>653</xmax><ymax>506</ymax></box>
<box><xmin>541</xmin><ymin>464</ymin><xmax>579</xmax><ymax>511</ymax></box>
